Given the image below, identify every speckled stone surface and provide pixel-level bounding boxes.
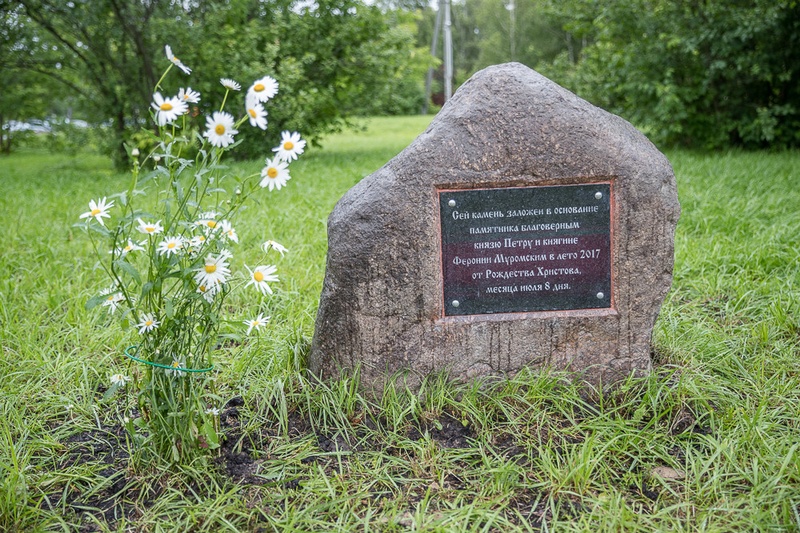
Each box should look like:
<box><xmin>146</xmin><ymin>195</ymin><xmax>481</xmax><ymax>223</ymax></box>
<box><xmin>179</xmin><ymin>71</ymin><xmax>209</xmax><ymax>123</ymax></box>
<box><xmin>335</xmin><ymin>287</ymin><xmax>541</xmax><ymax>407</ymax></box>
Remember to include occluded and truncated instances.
<box><xmin>309</xmin><ymin>63</ymin><xmax>680</xmax><ymax>391</ymax></box>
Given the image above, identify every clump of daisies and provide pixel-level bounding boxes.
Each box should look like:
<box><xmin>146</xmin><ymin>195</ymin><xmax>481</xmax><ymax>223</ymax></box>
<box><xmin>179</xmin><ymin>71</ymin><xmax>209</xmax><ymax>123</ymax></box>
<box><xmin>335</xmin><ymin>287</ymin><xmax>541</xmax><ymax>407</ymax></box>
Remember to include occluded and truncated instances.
<box><xmin>76</xmin><ymin>45</ymin><xmax>305</xmax><ymax>463</ymax></box>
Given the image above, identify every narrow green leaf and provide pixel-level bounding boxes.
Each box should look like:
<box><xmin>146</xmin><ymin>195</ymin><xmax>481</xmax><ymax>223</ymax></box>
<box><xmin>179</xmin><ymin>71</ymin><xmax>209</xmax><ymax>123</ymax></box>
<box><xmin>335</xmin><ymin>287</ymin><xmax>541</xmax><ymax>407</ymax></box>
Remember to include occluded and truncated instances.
<box><xmin>85</xmin><ymin>294</ymin><xmax>107</xmax><ymax>311</ymax></box>
<box><xmin>141</xmin><ymin>282</ymin><xmax>153</xmax><ymax>299</ymax></box>
<box><xmin>102</xmin><ymin>383</ymin><xmax>120</xmax><ymax>401</ymax></box>
<box><xmin>201</xmin><ymin>420</ymin><xmax>220</xmax><ymax>449</ymax></box>
<box><xmin>114</xmin><ymin>259</ymin><xmax>141</xmax><ymax>285</ymax></box>
<box><xmin>174</xmin><ymin>180</ymin><xmax>184</xmax><ymax>202</ymax></box>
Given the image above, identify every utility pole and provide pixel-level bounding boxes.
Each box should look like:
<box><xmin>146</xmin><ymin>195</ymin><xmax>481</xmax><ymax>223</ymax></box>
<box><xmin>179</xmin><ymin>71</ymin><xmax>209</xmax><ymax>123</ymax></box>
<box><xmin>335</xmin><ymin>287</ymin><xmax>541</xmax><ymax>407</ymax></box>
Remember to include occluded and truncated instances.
<box><xmin>423</xmin><ymin>0</ymin><xmax>453</xmax><ymax>112</ymax></box>
<box><xmin>443</xmin><ymin>0</ymin><xmax>453</xmax><ymax>101</ymax></box>
<box><xmin>508</xmin><ymin>0</ymin><xmax>516</xmax><ymax>62</ymax></box>
<box><xmin>423</xmin><ymin>6</ymin><xmax>443</xmax><ymax>114</ymax></box>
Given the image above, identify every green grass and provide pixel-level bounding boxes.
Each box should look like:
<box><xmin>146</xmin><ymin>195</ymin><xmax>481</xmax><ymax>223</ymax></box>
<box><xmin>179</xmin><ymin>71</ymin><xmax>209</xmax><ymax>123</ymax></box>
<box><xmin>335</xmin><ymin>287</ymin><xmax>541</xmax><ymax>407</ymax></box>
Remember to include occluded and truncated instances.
<box><xmin>1</xmin><ymin>117</ymin><xmax>799</xmax><ymax>531</ymax></box>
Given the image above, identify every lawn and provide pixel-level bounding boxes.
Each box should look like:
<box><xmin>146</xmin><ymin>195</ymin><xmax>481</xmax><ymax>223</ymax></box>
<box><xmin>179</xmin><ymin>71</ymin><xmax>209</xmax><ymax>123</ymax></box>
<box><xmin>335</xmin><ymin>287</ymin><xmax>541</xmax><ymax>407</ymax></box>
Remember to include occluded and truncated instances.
<box><xmin>1</xmin><ymin>116</ymin><xmax>799</xmax><ymax>531</ymax></box>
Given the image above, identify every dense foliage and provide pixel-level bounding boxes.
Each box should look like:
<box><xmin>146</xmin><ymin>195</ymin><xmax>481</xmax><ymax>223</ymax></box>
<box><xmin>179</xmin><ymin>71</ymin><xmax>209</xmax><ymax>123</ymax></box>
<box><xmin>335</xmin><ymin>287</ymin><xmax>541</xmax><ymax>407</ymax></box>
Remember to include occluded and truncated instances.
<box><xmin>541</xmin><ymin>0</ymin><xmax>800</xmax><ymax>149</ymax></box>
<box><xmin>3</xmin><ymin>0</ymin><xmax>428</xmax><ymax>162</ymax></box>
<box><xmin>5</xmin><ymin>0</ymin><xmax>800</xmax><ymax>152</ymax></box>
<box><xmin>418</xmin><ymin>0</ymin><xmax>800</xmax><ymax>149</ymax></box>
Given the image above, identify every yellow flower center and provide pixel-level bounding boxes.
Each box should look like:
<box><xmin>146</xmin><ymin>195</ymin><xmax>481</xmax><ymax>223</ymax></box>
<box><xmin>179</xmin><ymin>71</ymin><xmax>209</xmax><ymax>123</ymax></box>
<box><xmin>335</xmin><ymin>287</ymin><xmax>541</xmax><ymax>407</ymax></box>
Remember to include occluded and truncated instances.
<box><xmin>107</xmin><ymin>295</ymin><xmax>115</xmax><ymax>301</ymax></box>
<box><xmin>91</xmin><ymin>208</ymin><xmax>101</xmax><ymax>216</ymax></box>
<box><xmin>248</xmin><ymin>108</ymin><xmax>257</xmax><ymax>118</ymax></box>
<box><xmin>254</xmin><ymin>83</ymin><xmax>265</xmax><ymax>92</ymax></box>
<box><xmin>205</xmin><ymin>264</ymin><xmax>217</xmax><ymax>274</ymax></box>
<box><xmin>206</xmin><ymin>220</ymin><xmax>216</xmax><ymax>228</ymax></box>
<box><xmin>199</xmin><ymin>285</ymin><xmax>206</xmax><ymax>292</ymax></box>
<box><xmin>124</xmin><ymin>244</ymin><xmax>132</xmax><ymax>251</ymax></box>
<box><xmin>146</xmin><ymin>227</ymin><xmax>155</xmax><ymax>233</ymax></box>
<box><xmin>267</xmin><ymin>167</ymin><xmax>278</xmax><ymax>178</ymax></box>
<box><xmin>254</xmin><ymin>271</ymin><xmax>264</xmax><ymax>282</ymax></box>
<box><xmin>167</xmin><ymin>242</ymin><xmax>176</xmax><ymax>249</ymax></box>
<box><xmin>171</xmin><ymin>361</ymin><xmax>180</xmax><ymax>368</ymax></box>
<box><xmin>215</xmin><ymin>124</ymin><xmax>226</xmax><ymax>135</ymax></box>
<box><xmin>160</xmin><ymin>102</ymin><xmax>173</xmax><ymax>111</ymax></box>
<box><xmin>145</xmin><ymin>320</ymin><xmax>153</xmax><ymax>327</ymax></box>
<box><xmin>172</xmin><ymin>56</ymin><xmax>179</xmax><ymax>62</ymax></box>
<box><xmin>283</xmin><ymin>141</ymin><xmax>294</xmax><ymax>150</ymax></box>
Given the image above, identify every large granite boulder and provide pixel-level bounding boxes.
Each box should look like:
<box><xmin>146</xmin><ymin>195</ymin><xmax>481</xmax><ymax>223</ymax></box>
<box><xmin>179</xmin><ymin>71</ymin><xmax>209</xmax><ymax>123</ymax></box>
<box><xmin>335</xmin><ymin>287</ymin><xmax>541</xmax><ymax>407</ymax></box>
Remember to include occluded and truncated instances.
<box><xmin>309</xmin><ymin>62</ymin><xmax>680</xmax><ymax>391</ymax></box>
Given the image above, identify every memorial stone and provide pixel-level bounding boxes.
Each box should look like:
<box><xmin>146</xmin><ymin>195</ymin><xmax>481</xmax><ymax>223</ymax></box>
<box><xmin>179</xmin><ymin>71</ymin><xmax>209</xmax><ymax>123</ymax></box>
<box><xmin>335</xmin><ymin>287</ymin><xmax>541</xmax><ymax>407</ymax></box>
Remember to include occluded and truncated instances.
<box><xmin>309</xmin><ymin>62</ymin><xmax>680</xmax><ymax>391</ymax></box>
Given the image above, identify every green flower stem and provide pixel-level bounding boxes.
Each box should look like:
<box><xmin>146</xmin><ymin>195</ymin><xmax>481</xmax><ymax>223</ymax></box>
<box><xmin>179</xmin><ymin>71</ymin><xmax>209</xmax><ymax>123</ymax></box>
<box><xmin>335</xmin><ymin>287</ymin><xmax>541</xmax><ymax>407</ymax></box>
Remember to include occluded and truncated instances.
<box><xmin>154</xmin><ymin>64</ymin><xmax>173</xmax><ymax>92</ymax></box>
<box><xmin>219</xmin><ymin>89</ymin><xmax>230</xmax><ymax>112</ymax></box>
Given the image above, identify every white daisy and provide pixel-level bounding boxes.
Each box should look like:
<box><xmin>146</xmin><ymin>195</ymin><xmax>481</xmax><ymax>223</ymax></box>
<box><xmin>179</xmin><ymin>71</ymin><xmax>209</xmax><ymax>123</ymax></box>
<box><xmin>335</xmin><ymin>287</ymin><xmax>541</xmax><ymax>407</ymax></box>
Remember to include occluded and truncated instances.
<box><xmin>272</xmin><ymin>131</ymin><xmax>306</xmax><ymax>161</ymax></box>
<box><xmin>259</xmin><ymin>158</ymin><xmax>290</xmax><ymax>191</ymax></box>
<box><xmin>248</xmin><ymin>76</ymin><xmax>279</xmax><ymax>103</ymax></box>
<box><xmin>220</xmin><ymin>78</ymin><xmax>241</xmax><ymax>91</ymax></box>
<box><xmin>165</xmin><ymin>357</ymin><xmax>186</xmax><ymax>378</ymax></box>
<box><xmin>203</xmin><ymin>111</ymin><xmax>237</xmax><ymax>148</ymax></box>
<box><xmin>188</xmin><ymin>234</ymin><xmax>207</xmax><ymax>250</ymax></box>
<box><xmin>156</xmin><ymin>235</ymin><xmax>184</xmax><ymax>256</ymax></box>
<box><xmin>100</xmin><ymin>288</ymin><xmax>125</xmax><ymax>313</ymax></box>
<box><xmin>111</xmin><ymin>239</ymin><xmax>146</xmax><ymax>257</ymax></box>
<box><xmin>165</xmin><ymin>45</ymin><xmax>191</xmax><ymax>75</ymax></box>
<box><xmin>178</xmin><ymin>87</ymin><xmax>201</xmax><ymax>103</ymax></box>
<box><xmin>244</xmin><ymin>264</ymin><xmax>278</xmax><ymax>295</ymax></box>
<box><xmin>196</xmin><ymin>281</ymin><xmax>221</xmax><ymax>303</ymax></box>
<box><xmin>205</xmin><ymin>407</ymin><xmax>221</xmax><ymax>416</ymax></box>
<box><xmin>137</xmin><ymin>218</ymin><xmax>164</xmax><ymax>235</ymax></box>
<box><xmin>218</xmin><ymin>220</ymin><xmax>238</xmax><ymax>243</ymax></box>
<box><xmin>245</xmin><ymin>94</ymin><xmax>268</xmax><ymax>130</ymax></box>
<box><xmin>136</xmin><ymin>313</ymin><xmax>160</xmax><ymax>334</ymax></box>
<box><xmin>151</xmin><ymin>92</ymin><xmax>188</xmax><ymax>126</ymax></box>
<box><xmin>79</xmin><ymin>197</ymin><xmax>114</xmax><ymax>226</ymax></box>
<box><xmin>195</xmin><ymin>216</ymin><xmax>220</xmax><ymax>233</ymax></box>
<box><xmin>110</xmin><ymin>373</ymin><xmax>131</xmax><ymax>387</ymax></box>
<box><xmin>262</xmin><ymin>240</ymin><xmax>288</xmax><ymax>256</ymax></box>
<box><xmin>194</xmin><ymin>252</ymin><xmax>231</xmax><ymax>289</ymax></box>
<box><xmin>243</xmin><ymin>313</ymin><xmax>270</xmax><ymax>335</ymax></box>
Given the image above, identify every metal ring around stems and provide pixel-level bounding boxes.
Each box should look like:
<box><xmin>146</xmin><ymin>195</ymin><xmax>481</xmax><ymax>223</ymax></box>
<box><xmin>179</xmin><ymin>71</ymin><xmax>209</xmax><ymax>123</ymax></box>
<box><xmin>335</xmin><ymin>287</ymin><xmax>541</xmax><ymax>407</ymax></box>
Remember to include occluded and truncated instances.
<box><xmin>124</xmin><ymin>346</ymin><xmax>215</xmax><ymax>373</ymax></box>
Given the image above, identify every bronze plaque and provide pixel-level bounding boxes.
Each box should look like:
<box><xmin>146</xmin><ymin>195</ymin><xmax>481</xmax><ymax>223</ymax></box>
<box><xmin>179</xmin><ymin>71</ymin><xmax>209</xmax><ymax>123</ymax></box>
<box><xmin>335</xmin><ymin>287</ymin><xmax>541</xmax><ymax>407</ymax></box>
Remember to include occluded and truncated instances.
<box><xmin>440</xmin><ymin>183</ymin><xmax>612</xmax><ymax>316</ymax></box>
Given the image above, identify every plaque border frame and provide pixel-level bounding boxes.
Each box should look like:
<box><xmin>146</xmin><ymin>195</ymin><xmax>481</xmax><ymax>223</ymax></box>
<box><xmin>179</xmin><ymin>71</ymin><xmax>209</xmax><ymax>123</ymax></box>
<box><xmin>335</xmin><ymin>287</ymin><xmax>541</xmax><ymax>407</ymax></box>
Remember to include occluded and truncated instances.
<box><xmin>434</xmin><ymin>178</ymin><xmax>618</xmax><ymax>322</ymax></box>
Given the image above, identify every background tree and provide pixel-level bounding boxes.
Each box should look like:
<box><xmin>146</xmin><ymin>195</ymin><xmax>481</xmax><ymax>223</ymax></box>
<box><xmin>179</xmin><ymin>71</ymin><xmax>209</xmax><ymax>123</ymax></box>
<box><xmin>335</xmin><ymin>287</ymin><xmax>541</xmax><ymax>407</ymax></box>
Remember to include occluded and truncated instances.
<box><xmin>3</xmin><ymin>0</ymin><xmax>428</xmax><ymax>161</ymax></box>
<box><xmin>417</xmin><ymin>0</ymin><xmax>569</xmax><ymax>101</ymax></box>
<box><xmin>8</xmin><ymin>0</ymin><xmax>168</xmax><ymax>163</ymax></box>
<box><xmin>540</xmin><ymin>0</ymin><xmax>800</xmax><ymax>149</ymax></box>
<box><xmin>469</xmin><ymin>0</ymin><xmax>565</xmax><ymax>71</ymax></box>
<box><xmin>0</xmin><ymin>5</ymin><xmax>53</xmax><ymax>153</ymax></box>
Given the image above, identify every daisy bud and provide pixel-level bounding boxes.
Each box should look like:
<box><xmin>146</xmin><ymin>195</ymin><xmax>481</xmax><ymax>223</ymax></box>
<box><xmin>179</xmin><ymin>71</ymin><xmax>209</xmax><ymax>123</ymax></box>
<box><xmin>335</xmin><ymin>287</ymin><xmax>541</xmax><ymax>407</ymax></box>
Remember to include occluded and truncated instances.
<box><xmin>131</xmin><ymin>148</ymin><xmax>140</xmax><ymax>157</ymax></box>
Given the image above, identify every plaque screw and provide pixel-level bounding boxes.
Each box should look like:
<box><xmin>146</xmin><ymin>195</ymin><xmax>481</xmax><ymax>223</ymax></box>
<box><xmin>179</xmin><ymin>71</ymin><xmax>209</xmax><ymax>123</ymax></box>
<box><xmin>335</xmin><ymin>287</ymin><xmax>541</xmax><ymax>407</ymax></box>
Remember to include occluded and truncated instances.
<box><xmin>448</xmin><ymin>199</ymin><xmax>456</xmax><ymax>207</ymax></box>
<box><xmin>595</xmin><ymin>192</ymin><xmax>603</xmax><ymax>199</ymax></box>
<box><xmin>452</xmin><ymin>300</ymin><xmax>460</xmax><ymax>308</ymax></box>
<box><xmin>596</xmin><ymin>292</ymin><xmax>605</xmax><ymax>299</ymax></box>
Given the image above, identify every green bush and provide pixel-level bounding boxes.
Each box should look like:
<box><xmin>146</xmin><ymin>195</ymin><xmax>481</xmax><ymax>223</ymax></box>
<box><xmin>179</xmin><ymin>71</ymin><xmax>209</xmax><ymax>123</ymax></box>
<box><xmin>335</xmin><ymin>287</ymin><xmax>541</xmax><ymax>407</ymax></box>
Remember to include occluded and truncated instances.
<box><xmin>542</xmin><ymin>0</ymin><xmax>800</xmax><ymax>149</ymax></box>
